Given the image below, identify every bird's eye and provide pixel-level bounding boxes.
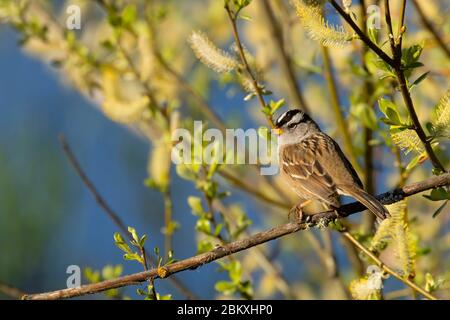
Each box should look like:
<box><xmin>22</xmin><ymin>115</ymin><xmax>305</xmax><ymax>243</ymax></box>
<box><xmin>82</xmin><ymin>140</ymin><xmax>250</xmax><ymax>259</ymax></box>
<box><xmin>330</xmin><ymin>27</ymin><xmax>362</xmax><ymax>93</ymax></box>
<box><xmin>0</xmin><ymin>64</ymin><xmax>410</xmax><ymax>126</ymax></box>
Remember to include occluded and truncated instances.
<box><xmin>288</xmin><ymin>123</ymin><xmax>297</xmax><ymax>129</ymax></box>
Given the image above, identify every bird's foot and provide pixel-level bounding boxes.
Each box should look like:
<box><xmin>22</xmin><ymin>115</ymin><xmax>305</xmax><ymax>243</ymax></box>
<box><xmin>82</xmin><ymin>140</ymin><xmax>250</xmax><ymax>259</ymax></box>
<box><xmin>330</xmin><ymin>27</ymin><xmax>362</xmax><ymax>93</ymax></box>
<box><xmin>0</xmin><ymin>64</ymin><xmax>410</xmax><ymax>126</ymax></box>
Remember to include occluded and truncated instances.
<box><xmin>288</xmin><ymin>200</ymin><xmax>312</xmax><ymax>223</ymax></box>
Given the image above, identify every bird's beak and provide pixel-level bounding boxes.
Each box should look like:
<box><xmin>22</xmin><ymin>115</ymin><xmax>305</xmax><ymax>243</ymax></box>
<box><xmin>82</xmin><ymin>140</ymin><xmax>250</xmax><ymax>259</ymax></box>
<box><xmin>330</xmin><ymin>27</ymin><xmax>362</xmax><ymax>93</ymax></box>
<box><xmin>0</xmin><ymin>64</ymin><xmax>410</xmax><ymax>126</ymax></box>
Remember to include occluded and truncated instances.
<box><xmin>273</xmin><ymin>128</ymin><xmax>283</xmax><ymax>135</ymax></box>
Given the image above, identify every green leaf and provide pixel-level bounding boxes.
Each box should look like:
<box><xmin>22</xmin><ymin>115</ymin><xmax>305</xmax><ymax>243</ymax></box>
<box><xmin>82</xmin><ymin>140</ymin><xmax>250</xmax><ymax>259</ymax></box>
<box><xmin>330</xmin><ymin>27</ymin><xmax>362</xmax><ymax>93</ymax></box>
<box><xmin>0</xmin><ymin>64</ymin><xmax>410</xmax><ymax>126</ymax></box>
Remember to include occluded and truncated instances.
<box><xmin>352</xmin><ymin>103</ymin><xmax>377</xmax><ymax>130</ymax></box>
<box><xmin>214</xmin><ymin>223</ymin><xmax>223</xmax><ymax>236</ymax></box>
<box><xmin>409</xmin><ymin>71</ymin><xmax>430</xmax><ymax>91</ymax></box>
<box><xmin>432</xmin><ymin>200</ymin><xmax>448</xmax><ymax>218</ymax></box>
<box><xmin>196</xmin><ymin>218</ymin><xmax>212</xmax><ymax>235</ymax></box>
<box><xmin>113</xmin><ymin>232</ymin><xmax>132</xmax><ymax>253</ymax></box>
<box><xmin>215</xmin><ymin>280</ymin><xmax>236</xmax><ymax>294</ymax></box>
<box><xmin>228</xmin><ymin>261</ymin><xmax>242</xmax><ymax>283</ymax></box>
<box><xmin>188</xmin><ymin>196</ymin><xmax>203</xmax><ymax>215</ymax></box>
<box><xmin>423</xmin><ymin>188</ymin><xmax>450</xmax><ymax>201</ymax></box>
<box><xmin>269</xmin><ymin>98</ymin><xmax>285</xmax><ymax>115</ymax></box>
<box><xmin>176</xmin><ymin>164</ymin><xmax>197</xmax><ymax>181</ymax></box>
<box><xmin>102</xmin><ymin>265</ymin><xmax>119</xmax><ymax>280</ymax></box>
<box><xmin>244</xmin><ymin>93</ymin><xmax>256</xmax><ymax>101</ymax></box>
<box><xmin>84</xmin><ymin>267</ymin><xmax>101</xmax><ymax>283</ymax></box>
<box><xmin>402</xmin><ymin>44</ymin><xmax>423</xmax><ymax>69</ymax></box>
<box><xmin>261</xmin><ymin>105</ymin><xmax>272</xmax><ymax>115</ymax></box>
<box><xmin>378</xmin><ymin>99</ymin><xmax>402</xmax><ymax>125</ymax></box>
<box><xmin>123</xmin><ymin>253</ymin><xmax>141</xmax><ymax>262</ymax></box>
<box><xmin>405</xmin><ymin>153</ymin><xmax>421</xmax><ymax>171</ymax></box>
<box><xmin>197</xmin><ymin>240</ymin><xmax>214</xmax><ymax>253</ymax></box>
<box><xmin>128</xmin><ymin>226</ymin><xmax>139</xmax><ymax>245</ymax></box>
<box><xmin>121</xmin><ymin>4</ymin><xmax>137</xmax><ymax>26</ymax></box>
<box><xmin>139</xmin><ymin>235</ymin><xmax>147</xmax><ymax>247</ymax></box>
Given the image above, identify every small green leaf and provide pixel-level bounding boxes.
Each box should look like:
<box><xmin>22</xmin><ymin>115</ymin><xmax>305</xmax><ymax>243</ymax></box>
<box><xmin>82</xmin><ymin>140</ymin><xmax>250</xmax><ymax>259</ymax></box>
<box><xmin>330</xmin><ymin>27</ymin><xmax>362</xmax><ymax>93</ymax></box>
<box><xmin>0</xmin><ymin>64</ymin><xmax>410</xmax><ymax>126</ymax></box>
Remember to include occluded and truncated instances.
<box><xmin>228</xmin><ymin>261</ymin><xmax>242</xmax><ymax>283</ymax></box>
<box><xmin>139</xmin><ymin>235</ymin><xmax>147</xmax><ymax>247</ymax></box>
<box><xmin>269</xmin><ymin>98</ymin><xmax>285</xmax><ymax>115</ymax></box>
<box><xmin>378</xmin><ymin>99</ymin><xmax>402</xmax><ymax>125</ymax></box>
<box><xmin>409</xmin><ymin>71</ymin><xmax>429</xmax><ymax>91</ymax></box>
<box><xmin>176</xmin><ymin>164</ymin><xmax>197</xmax><ymax>181</ymax></box>
<box><xmin>196</xmin><ymin>218</ymin><xmax>212</xmax><ymax>235</ymax></box>
<box><xmin>188</xmin><ymin>196</ymin><xmax>204</xmax><ymax>216</ymax></box>
<box><xmin>84</xmin><ymin>268</ymin><xmax>100</xmax><ymax>283</ymax></box>
<box><xmin>244</xmin><ymin>93</ymin><xmax>256</xmax><ymax>101</ymax></box>
<box><xmin>121</xmin><ymin>4</ymin><xmax>137</xmax><ymax>26</ymax></box>
<box><xmin>423</xmin><ymin>187</ymin><xmax>450</xmax><ymax>201</ymax></box>
<box><xmin>214</xmin><ymin>223</ymin><xmax>223</xmax><ymax>236</ymax></box>
<box><xmin>215</xmin><ymin>280</ymin><xmax>236</xmax><ymax>294</ymax></box>
<box><xmin>197</xmin><ymin>240</ymin><xmax>214</xmax><ymax>253</ymax></box>
<box><xmin>128</xmin><ymin>227</ymin><xmax>139</xmax><ymax>245</ymax></box>
<box><xmin>432</xmin><ymin>200</ymin><xmax>448</xmax><ymax>218</ymax></box>
<box><xmin>114</xmin><ymin>232</ymin><xmax>132</xmax><ymax>253</ymax></box>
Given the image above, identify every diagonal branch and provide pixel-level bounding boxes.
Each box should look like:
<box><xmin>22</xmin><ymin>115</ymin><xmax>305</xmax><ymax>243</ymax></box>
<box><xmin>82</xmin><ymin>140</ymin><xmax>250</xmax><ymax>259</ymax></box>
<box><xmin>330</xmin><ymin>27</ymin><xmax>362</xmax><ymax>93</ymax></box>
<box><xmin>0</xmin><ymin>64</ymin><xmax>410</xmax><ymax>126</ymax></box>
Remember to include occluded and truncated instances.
<box><xmin>58</xmin><ymin>135</ymin><xmax>197</xmax><ymax>300</ymax></box>
<box><xmin>411</xmin><ymin>0</ymin><xmax>450</xmax><ymax>58</ymax></box>
<box><xmin>260</xmin><ymin>0</ymin><xmax>310</xmax><ymax>112</ymax></box>
<box><xmin>329</xmin><ymin>0</ymin><xmax>446</xmax><ymax>172</ymax></box>
<box><xmin>22</xmin><ymin>172</ymin><xmax>449</xmax><ymax>299</ymax></box>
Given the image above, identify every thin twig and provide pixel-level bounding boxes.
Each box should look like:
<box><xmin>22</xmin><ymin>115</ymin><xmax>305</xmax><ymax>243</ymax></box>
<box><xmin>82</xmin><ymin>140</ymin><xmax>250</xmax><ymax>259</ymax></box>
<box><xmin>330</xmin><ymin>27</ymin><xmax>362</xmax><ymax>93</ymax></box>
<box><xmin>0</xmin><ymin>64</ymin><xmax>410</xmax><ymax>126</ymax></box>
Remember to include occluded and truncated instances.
<box><xmin>0</xmin><ymin>282</ymin><xmax>25</xmax><ymax>299</ymax></box>
<box><xmin>58</xmin><ymin>135</ymin><xmax>197</xmax><ymax>300</ymax></box>
<box><xmin>321</xmin><ymin>46</ymin><xmax>362</xmax><ymax>174</ymax></box>
<box><xmin>328</xmin><ymin>0</ymin><xmax>395</xmax><ymax>67</ymax></box>
<box><xmin>342</xmin><ymin>231</ymin><xmax>437</xmax><ymax>300</ymax></box>
<box><xmin>385</xmin><ymin>0</ymin><xmax>446</xmax><ymax>172</ymax></box>
<box><xmin>360</xmin><ymin>0</ymin><xmax>376</xmax><ymax>232</ymax></box>
<box><xmin>23</xmin><ymin>173</ymin><xmax>449</xmax><ymax>299</ymax></box>
<box><xmin>412</xmin><ymin>0</ymin><xmax>450</xmax><ymax>57</ymax></box>
<box><xmin>329</xmin><ymin>0</ymin><xmax>446</xmax><ymax>172</ymax></box>
<box><xmin>260</xmin><ymin>0</ymin><xmax>309</xmax><ymax>112</ymax></box>
<box><xmin>225</xmin><ymin>3</ymin><xmax>274</xmax><ymax>127</ymax></box>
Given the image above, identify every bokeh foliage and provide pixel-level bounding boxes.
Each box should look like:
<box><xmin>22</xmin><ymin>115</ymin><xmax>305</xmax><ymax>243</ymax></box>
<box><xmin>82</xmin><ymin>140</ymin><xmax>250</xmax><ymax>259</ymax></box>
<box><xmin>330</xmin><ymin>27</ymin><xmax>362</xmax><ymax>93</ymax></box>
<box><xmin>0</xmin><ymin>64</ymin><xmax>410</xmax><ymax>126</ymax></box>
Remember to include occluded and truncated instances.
<box><xmin>0</xmin><ymin>0</ymin><xmax>449</xmax><ymax>299</ymax></box>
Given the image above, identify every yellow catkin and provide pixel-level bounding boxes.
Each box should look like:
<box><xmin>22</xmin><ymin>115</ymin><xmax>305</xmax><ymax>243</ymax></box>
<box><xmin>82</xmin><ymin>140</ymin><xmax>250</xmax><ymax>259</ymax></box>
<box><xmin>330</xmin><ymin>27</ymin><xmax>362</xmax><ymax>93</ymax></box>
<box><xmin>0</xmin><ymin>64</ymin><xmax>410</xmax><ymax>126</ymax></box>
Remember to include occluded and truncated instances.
<box><xmin>292</xmin><ymin>0</ymin><xmax>352</xmax><ymax>47</ymax></box>
<box><xmin>188</xmin><ymin>31</ymin><xmax>239</xmax><ymax>73</ymax></box>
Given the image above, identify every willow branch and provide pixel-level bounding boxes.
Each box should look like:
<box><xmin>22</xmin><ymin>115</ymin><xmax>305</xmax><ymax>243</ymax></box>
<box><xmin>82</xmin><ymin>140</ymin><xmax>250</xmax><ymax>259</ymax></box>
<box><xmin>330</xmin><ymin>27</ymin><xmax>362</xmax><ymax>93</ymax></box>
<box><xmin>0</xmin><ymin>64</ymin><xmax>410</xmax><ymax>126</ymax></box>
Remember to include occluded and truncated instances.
<box><xmin>328</xmin><ymin>0</ymin><xmax>395</xmax><ymax>67</ymax></box>
<box><xmin>384</xmin><ymin>0</ymin><xmax>446</xmax><ymax>172</ymax></box>
<box><xmin>58</xmin><ymin>135</ymin><xmax>197</xmax><ymax>300</ymax></box>
<box><xmin>0</xmin><ymin>282</ymin><xmax>25</xmax><ymax>299</ymax></box>
<box><xmin>260</xmin><ymin>0</ymin><xmax>309</xmax><ymax>112</ymax></box>
<box><xmin>225</xmin><ymin>4</ymin><xmax>274</xmax><ymax>127</ymax></box>
<box><xmin>342</xmin><ymin>231</ymin><xmax>437</xmax><ymax>300</ymax></box>
<box><xmin>321</xmin><ymin>46</ymin><xmax>362</xmax><ymax>174</ymax></box>
<box><xmin>23</xmin><ymin>173</ymin><xmax>449</xmax><ymax>299</ymax></box>
<box><xmin>412</xmin><ymin>0</ymin><xmax>450</xmax><ymax>58</ymax></box>
<box><xmin>330</xmin><ymin>0</ymin><xmax>446</xmax><ymax>172</ymax></box>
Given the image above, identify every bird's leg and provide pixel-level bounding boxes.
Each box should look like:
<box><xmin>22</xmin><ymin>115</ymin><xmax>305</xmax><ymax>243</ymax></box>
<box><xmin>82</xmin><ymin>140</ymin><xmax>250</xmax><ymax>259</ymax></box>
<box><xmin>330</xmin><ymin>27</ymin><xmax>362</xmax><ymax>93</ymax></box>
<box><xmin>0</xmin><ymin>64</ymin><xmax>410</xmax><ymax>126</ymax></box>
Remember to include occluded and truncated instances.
<box><xmin>289</xmin><ymin>199</ymin><xmax>312</xmax><ymax>222</ymax></box>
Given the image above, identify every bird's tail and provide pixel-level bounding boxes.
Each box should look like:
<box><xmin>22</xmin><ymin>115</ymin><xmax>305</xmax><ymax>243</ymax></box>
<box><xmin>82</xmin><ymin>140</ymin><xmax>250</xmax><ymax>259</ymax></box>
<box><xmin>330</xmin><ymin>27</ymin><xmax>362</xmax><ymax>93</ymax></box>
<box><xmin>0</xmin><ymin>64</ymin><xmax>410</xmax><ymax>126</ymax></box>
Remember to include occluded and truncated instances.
<box><xmin>344</xmin><ymin>186</ymin><xmax>390</xmax><ymax>221</ymax></box>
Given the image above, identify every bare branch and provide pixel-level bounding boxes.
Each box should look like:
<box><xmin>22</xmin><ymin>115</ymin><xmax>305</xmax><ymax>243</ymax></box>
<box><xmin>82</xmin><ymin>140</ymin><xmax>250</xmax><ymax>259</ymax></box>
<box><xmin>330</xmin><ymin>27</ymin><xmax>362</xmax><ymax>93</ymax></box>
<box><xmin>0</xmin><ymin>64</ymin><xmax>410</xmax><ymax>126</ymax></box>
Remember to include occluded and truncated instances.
<box><xmin>58</xmin><ymin>135</ymin><xmax>197</xmax><ymax>300</ymax></box>
<box><xmin>0</xmin><ymin>282</ymin><xmax>25</xmax><ymax>300</ymax></box>
<box><xmin>23</xmin><ymin>172</ymin><xmax>449</xmax><ymax>300</ymax></box>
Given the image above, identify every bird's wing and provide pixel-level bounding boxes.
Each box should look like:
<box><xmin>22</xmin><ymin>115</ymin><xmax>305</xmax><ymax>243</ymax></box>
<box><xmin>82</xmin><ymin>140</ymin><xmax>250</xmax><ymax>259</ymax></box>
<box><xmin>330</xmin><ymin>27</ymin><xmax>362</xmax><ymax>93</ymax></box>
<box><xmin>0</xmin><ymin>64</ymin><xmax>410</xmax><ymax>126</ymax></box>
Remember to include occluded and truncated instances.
<box><xmin>281</xmin><ymin>135</ymin><xmax>340</xmax><ymax>208</ymax></box>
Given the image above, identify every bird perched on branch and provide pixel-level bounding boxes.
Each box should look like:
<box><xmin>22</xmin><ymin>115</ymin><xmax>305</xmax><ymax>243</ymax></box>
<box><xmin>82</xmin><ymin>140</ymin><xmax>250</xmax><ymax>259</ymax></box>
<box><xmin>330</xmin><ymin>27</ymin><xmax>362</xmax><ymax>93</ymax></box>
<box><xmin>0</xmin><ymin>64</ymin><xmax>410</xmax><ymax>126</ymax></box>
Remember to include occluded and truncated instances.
<box><xmin>274</xmin><ymin>109</ymin><xmax>390</xmax><ymax>222</ymax></box>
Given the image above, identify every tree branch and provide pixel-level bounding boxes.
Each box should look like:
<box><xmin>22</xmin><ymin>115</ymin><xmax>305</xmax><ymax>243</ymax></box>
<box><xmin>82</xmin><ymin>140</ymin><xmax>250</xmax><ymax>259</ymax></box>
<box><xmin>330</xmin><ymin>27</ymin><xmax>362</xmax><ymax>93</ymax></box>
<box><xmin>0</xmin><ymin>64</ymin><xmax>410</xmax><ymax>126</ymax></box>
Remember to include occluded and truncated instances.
<box><xmin>0</xmin><ymin>282</ymin><xmax>25</xmax><ymax>300</ymax></box>
<box><xmin>22</xmin><ymin>172</ymin><xmax>449</xmax><ymax>299</ymax></box>
<box><xmin>330</xmin><ymin>0</ymin><xmax>446</xmax><ymax>172</ymax></box>
<box><xmin>411</xmin><ymin>0</ymin><xmax>450</xmax><ymax>58</ymax></box>
<box><xmin>58</xmin><ymin>135</ymin><xmax>197</xmax><ymax>300</ymax></box>
<box><xmin>342</xmin><ymin>231</ymin><xmax>437</xmax><ymax>300</ymax></box>
<box><xmin>259</xmin><ymin>0</ymin><xmax>310</xmax><ymax>112</ymax></box>
<box><xmin>328</xmin><ymin>0</ymin><xmax>395</xmax><ymax>67</ymax></box>
<box><xmin>225</xmin><ymin>3</ymin><xmax>274</xmax><ymax>127</ymax></box>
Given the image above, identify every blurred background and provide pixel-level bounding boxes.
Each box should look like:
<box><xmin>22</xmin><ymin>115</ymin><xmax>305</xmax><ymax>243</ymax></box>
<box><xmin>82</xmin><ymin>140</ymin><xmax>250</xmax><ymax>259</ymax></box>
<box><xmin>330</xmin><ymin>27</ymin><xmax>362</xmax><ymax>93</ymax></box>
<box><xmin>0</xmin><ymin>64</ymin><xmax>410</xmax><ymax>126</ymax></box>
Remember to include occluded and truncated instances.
<box><xmin>0</xmin><ymin>0</ymin><xmax>449</xmax><ymax>300</ymax></box>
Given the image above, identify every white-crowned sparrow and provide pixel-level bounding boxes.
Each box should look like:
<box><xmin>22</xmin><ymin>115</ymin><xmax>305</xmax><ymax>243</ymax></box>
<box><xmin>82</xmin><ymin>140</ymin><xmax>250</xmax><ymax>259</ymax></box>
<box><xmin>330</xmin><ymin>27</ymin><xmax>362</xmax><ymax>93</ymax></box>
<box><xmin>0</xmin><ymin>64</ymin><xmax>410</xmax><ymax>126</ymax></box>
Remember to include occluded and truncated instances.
<box><xmin>274</xmin><ymin>109</ymin><xmax>389</xmax><ymax>221</ymax></box>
